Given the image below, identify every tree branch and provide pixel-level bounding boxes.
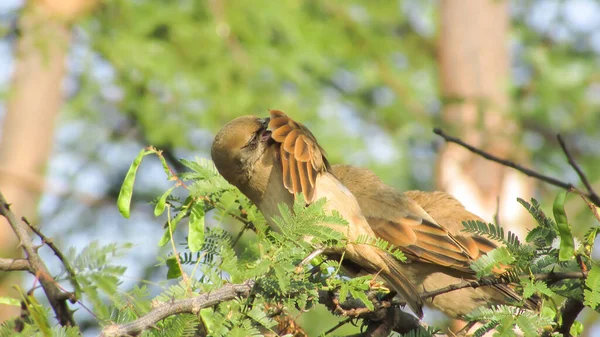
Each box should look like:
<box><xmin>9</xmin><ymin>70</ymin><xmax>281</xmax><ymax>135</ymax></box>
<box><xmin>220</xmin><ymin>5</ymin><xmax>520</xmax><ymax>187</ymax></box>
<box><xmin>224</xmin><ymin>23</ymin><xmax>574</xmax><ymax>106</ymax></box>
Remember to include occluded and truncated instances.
<box><xmin>557</xmin><ymin>134</ymin><xmax>600</xmax><ymax>207</ymax></box>
<box><xmin>421</xmin><ymin>271</ymin><xmax>588</xmax><ymax>300</ymax></box>
<box><xmin>0</xmin><ymin>191</ymin><xmax>75</xmax><ymax>326</ymax></box>
<box><xmin>0</xmin><ymin>258</ymin><xmax>30</xmax><ymax>271</ymax></box>
<box><xmin>433</xmin><ymin>128</ymin><xmax>600</xmax><ymax>207</ymax></box>
<box><xmin>556</xmin><ymin>298</ymin><xmax>585</xmax><ymax>337</ymax></box>
<box><xmin>98</xmin><ymin>267</ymin><xmax>589</xmax><ymax>337</ymax></box>
<box><xmin>99</xmin><ymin>278</ymin><xmax>429</xmax><ymax>337</ymax></box>
<box><xmin>21</xmin><ymin>217</ymin><xmax>82</xmax><ymax>296</ymax></box>
<box><xmin>99</xmin><ymin>280</ymin><xmax>256</xmax><ymax>337</ymax></box>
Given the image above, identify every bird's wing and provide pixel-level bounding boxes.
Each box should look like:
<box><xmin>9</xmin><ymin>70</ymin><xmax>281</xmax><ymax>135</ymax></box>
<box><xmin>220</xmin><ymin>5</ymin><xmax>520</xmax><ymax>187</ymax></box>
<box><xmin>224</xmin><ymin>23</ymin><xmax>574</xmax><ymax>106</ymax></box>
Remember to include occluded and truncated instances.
<box><xmin>268</xmin><ymin>110</ymin><xmax>329</xmax><ymax>203</ymax></box>
<box><xmin>368</xmin><ymin>214</ymin><xmax>477</xmax><ymax>273</ymax></box>
<box><xmin>403</xmin><ymin>190</ymin><xmax>499</xmax><ymax>261</ymax></box>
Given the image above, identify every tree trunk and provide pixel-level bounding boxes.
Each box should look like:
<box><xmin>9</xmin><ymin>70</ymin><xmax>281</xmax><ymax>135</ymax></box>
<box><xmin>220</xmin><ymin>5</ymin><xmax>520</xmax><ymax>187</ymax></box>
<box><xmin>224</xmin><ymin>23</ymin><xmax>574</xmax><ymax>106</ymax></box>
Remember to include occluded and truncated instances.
<box><xmin>0</xmin><ymin>0</ymin><xmax>96</xmax><ymax>322</ymax></box>
<box><xmin>437</xmin><ymin>2</ymin><xmax>535</xmax><ymax>332</ymax></box>
<box><xmin>436</xmin><ymin>0</ymin><xmax>534</xmax><ymax>239</ymax></box>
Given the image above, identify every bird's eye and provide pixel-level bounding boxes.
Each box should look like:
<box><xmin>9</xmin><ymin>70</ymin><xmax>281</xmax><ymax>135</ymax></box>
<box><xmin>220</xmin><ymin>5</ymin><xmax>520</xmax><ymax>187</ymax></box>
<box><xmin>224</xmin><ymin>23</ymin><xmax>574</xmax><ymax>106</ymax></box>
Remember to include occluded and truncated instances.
<box><xmin>242</xmin><ymin>133</ymin><xmax>259</xmax><ymax>149</ymax></box>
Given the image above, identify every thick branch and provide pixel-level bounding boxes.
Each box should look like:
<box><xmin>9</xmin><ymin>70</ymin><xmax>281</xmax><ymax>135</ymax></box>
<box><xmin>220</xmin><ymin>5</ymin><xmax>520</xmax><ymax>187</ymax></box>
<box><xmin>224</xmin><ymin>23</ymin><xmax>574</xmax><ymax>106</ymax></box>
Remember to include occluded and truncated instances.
<box><xmin>433</xmin><ymin>128</ymin><xmax>600</xmax><ymax>207</ymax></box>
<box><xmin>556</xmin><ymin>298</ymin><xmax>585</xmax><ymax>337</ymax></box>
<box><xmin>0</xmin><ymin>192</ymin><xmax>75</xmax><ymax>326</ymax></box>
<box><xmin>0</xmin><ymin>258</ymin><xmax>30</xmax><ymax>271</ymax></box>
<box><xmin>100</xmin><ymin>280</ymin><xmax>256</xmax><ymax>337</ymax></box>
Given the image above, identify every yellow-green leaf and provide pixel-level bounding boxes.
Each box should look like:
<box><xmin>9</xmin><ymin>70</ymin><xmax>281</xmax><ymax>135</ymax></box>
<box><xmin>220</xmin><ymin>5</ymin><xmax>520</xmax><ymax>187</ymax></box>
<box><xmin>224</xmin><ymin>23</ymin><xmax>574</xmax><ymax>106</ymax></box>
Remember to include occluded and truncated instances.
<box><xmin>154</xmin><ymin>186</ymin><xmax>175</xmax><ymax>217</ymax></box>
<box><xmin>117</xmin><ymin>149</ymin><xmax>150</xmax><ymax>218</ymax></box>
<box><xmin>188</xmin><ymin>203</ymin><xmax>205</xmax><ymax>252</ymax></box>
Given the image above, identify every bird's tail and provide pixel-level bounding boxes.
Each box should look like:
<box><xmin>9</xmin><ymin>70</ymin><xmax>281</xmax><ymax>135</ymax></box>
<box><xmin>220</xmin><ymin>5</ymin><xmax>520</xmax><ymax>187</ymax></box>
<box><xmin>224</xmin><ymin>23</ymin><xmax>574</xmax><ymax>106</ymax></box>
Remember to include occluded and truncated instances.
<box><xmin>380</xmin><ymin>254</ymin><xmax>424</xmax><ymax>318</ymax></box>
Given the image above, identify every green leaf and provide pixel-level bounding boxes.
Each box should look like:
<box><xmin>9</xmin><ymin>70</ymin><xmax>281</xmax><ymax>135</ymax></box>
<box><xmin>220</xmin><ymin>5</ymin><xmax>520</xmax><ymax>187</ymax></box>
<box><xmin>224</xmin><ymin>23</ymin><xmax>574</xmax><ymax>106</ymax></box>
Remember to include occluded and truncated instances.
<box><xmin>516</xmin><ymin>315</ymin><xmax>537</xmax><ymax>337</ymax></box>
<box><xmin>522</xmin><ymin>280</ymin><xmax>554</xmax><ymax>299</ymax></box>
<box><xmin>117</xmin><ymin>149</ymin><xmax>150</xmax><ymax>218</ymax></box>
<box><xmin>470</xmin><ymin>246</ymin><xmax>515</xmax><ymax>277</ymax></box>
<box><xmin>188</xmin><ymin>203</ymin><xmax>205</xmax><ymax>252</ymax></box>
<box><xmin>339</xmin><ymin>284</ymin><xmax>348</xmax><ymax>303</ymax></box>
<box><xmin>199</xmin><ymin>308</ymin><xmax>215</xmax><ymax>334</ymax></box>
<box><xmin>553</xmin><ymin>191</ymin><xmax>574</xmax><ymax>261</ymax></box>
<box><xmin>584</xmin><ymin>264</ymin><xmax>600</xmax><ymax>308</ymax></box>
<box><xmin>350</xmin><ymin>288</ymin><xmax>373</xmax><ymax>311</ymax></box>
<box><xmin>273</xmin><ymin>265</ymin><xmax>290</xmax><ymax>293</ymax></box>
<box><xmin>154</xmin><ymin>186</ymin><xmax>175</xmax><ymax>217</ymax></box>
<box><xmin>0</xmin><ymin>297</ymin><xmax>19</xmax><ymax>306</ymax></box>
<box><xmin>166</xmin><ymin>256</ymin><xmax>183</xmax><ymax>279</ymax></box>
<box><xmin>570</xmin><ymin>321</ymin><xmax>584</xmax><ymax>336</ymax></box>
<box><xmin>584</xmin><ymin>227</ymin><xmax>600</xmax><ymax>255</ymax></box>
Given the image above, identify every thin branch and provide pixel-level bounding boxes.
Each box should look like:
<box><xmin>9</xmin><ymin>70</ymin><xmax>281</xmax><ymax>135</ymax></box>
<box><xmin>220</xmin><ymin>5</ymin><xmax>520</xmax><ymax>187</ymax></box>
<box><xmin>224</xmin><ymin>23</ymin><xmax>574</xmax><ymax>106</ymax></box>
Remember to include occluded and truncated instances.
<box><xmin>99</xmin><ymin>280</ymin><xmax>255</xmax><ymax>337</ymax></box>
<box><xmin>318</xmin><ymin>289</ymin><xmax>422</xmax><ymax>336</ymax></box>
<box><xmin>0</xmin><ymin>258</ymin><xmax>30</xmax><ymax>271</ymax></box>
<box><xmin>323</xmin><ymin>317</ymin><xmax>352</xmax><ymax>336</ymax></box>
<box><xmin>433</xmin><ymin>128</ymin><xmax>597</xmax><ymax>202</ymax></box>
<box><xmin>557</xmin><ymin>134</ymin><xmax>600</xmax><ymax>207</ymax></box>
<box><xmin>299</xmin><ymin>247</ymin><xmax>325</xmax><ymax>267</ymax></box>
<box><xmin>571</xmin><ymin>188</ymin><xmax>600</xmax><ymax>222</ymax></box>
<box><xmin>21</xmin><ymin>217</ymin><xmax>82</xmax><ymax>296</ymax></box>
<box><xmin>422</xmin><ymin>271</ymin><xmax>588</xmax><ymax>300</ymax></box>
<box><xmin>0</xmin><ymin>192</ymin><xmax>75</xmax><ymax>326</ymax></box>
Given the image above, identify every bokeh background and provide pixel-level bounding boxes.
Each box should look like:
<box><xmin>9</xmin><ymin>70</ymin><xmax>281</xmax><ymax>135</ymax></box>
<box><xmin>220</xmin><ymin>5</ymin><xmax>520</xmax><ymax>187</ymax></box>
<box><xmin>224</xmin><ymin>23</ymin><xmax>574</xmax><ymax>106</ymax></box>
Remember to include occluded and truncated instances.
<box><xmin>0</xmin><ymin>0</ymin><xmax>599</xmax><ymax>335</ymax></box>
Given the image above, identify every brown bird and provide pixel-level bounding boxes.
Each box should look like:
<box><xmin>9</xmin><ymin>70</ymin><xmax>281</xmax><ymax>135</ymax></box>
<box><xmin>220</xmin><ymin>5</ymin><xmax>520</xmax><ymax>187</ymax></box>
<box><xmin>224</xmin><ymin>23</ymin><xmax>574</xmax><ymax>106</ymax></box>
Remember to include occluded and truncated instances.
<box><xmin>211</xmin><ymin>110</ymin><xmax>424</xmax><ymax>317</ymax></box>
<box><xmin>331</xmin><ymin>164</ymin><xmax>538</xmax><ymax>318</ymax></box>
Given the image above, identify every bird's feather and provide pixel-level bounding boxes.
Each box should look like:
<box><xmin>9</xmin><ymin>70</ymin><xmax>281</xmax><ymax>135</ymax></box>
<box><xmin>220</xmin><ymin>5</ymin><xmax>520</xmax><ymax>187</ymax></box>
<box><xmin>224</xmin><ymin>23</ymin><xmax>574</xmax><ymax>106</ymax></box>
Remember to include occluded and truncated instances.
<box><xmin>268</xmin><ymin>109</ymin><xmax>329</xmax><ymax>203</ymax></box>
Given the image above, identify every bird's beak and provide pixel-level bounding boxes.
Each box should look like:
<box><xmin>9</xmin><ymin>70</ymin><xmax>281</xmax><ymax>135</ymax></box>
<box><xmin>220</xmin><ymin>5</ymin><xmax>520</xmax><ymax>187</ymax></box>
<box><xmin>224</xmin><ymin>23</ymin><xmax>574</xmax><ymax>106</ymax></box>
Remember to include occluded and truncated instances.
<box><xmin>258</xmin><ymin>117</ymin><xmax>270</xmax><ymax>129</ymax></box>
<box><xmin>258</xmin><ymin>117</ymin><xmax>272</xmax><ymax>143</ymax></box>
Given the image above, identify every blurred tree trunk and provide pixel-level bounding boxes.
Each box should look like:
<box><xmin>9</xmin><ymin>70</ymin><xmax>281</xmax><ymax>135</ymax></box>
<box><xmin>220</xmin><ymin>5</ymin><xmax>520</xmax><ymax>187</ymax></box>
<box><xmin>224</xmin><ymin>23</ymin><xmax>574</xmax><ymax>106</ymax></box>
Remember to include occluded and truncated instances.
<box><xmin>436</xmin><ymin>0</ymin><xmax>534</xmax><ymax>240</ymax></box>
<box><xmin>0</xmin><ymin>0</ymin><xmax>96</xmax><ymax>322</ymax></box>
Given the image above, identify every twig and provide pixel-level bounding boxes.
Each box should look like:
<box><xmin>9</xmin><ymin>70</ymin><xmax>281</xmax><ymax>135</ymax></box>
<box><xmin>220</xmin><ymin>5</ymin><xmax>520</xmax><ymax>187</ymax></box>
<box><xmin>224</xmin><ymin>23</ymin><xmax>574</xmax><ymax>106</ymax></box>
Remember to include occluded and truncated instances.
<box><xmin>570</xmin><ymin>189</ymin><xmax>600</xmax><ymax>222</ymax></box>
<box><xmin>0</xmin><ymin>258</ymin><xmax>30</xmax><ymax>271</ymax></box>
<box><xmin>421</xmin><ymin>271</ymin><xmax>588</xmax><ymax>300</ymax></box>
<box><xmin>0</xmin><ymin>192</ymin><xmax>75</xmax><ymax>326</ymax></box>
<box><xmin>166</xmin><ymin>207</ymin><xmax>189</xmax><ymax>286</ymax></box>
<box><xmin>99</xmin><ymin>280</ymin><xmax>256</xmax><ymax>337</ymax></box>
<box><xmin>494</xmin><ymin>196</ymin><xmax>501</xmax><ymax>226</ymax></box>
<box><xmin>433</xmin><ymin>128</ymin><xmax>597</xmax><ymax>202</ymax></box>
<box><xmin>21</xmin><ymin>217</ymin><xmax>82</xmax><ymax>296</ymax></box>
<box><xmin>557</xmin><ymin>135</ymin><xmax>600</xmax><ymax>207</ymax></box>
<box><xmin>299</xmin><ymin>248</ymin><xmax>325</xmax><ymax>267</ymax></box>
<box><xmin>323</xmin><ymin>317</ymin><xmax>352</xmax><ymax>336</ymax></box>
<box><xmin>265</xmin><ymin>304</ymin><xmax>309</xmax><ymax>337</ymax></box>
<box><xmin>318</xmin><ymin>289</ymin><xmax>423</xmax><ymax>336</ymax></box>
<box><xmin>231</xmin><ymin>221</ymin><xmax>251</xmax><ymax>247</ymax></box>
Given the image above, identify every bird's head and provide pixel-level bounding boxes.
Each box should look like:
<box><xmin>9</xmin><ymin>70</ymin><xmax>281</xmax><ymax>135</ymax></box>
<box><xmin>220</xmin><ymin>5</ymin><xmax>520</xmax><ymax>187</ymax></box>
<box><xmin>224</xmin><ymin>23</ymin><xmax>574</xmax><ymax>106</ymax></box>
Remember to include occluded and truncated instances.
<box><xmin>211</xmin><ymin>115</ymin><xmax>273</xmax><ymax>187</ymax></box>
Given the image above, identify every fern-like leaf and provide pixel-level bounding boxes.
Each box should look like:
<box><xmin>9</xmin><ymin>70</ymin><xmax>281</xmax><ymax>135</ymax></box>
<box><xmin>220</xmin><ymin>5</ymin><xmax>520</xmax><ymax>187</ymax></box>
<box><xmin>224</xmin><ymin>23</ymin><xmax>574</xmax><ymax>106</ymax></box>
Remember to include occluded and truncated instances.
<box><xmin>584</xmin><ymin>264</ymin><xmax>600</xmax><ymax>309</ymax></box>
<box><xmin>471</xmin><ymin>247</ymin><xmax>515</xmax><ymax>277</ymax></box>
<box><xmin>353</xmin><ymin>235</ymin><xmax>407</xmax><ymax>262</ymax></box>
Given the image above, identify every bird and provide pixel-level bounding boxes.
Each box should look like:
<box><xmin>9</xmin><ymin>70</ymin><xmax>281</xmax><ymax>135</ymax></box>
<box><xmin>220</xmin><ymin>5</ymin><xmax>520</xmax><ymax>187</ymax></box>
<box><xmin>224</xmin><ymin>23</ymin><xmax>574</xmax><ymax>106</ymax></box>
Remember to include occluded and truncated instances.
<box><xmin>330</xmin><ymin>164</ymin><xmax>538</xmax><ymax>318</ymax></box>
<box><xmin>211</xmin><ymin>110</ymin><xmax>424</xmax><ymax>317</ymax></box>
